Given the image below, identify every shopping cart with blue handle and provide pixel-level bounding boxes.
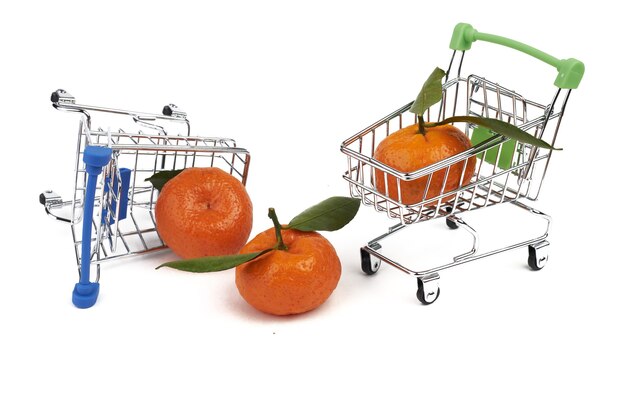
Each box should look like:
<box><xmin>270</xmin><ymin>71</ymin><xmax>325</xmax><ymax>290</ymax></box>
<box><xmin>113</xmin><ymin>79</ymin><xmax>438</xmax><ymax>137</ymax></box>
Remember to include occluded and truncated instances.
<box><xmin>40</xmin><ymin>91</ymin><xmax>250</xmax><ymax>308</ymax></box>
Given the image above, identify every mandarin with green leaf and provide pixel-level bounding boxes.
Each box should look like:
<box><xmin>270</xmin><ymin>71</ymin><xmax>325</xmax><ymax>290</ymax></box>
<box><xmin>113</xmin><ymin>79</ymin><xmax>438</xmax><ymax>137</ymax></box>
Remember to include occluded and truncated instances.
<box><xmin>374</xmin><ymin>123</ymin><xmax>476</xmax><ymax>205</ymax></box>
<box><xmin>158</xmin><ymin>197</ymin><xmax>360</xmax><ymax>316</ymax></box>
<box><xmin>155</xmin><ymin>167</ymin><xmax>253</xmax><ymax>259</ymax></box>
<box><xmin>235</xmin><ymin>227</ymin><xmax>341</xmax><ymax>316</ymax></box>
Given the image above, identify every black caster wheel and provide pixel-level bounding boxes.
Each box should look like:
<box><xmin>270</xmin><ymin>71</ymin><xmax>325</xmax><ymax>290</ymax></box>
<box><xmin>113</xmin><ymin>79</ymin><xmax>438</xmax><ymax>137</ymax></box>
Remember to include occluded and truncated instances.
<box><xmin>444</xmin><ymin>206</ymin><xmax>458</xmax><ymax>229</ymax></box>
<box><xmin>528</xmin><ymin>241</ymin><xmax>549</xmax><ymax>271</ymax></box>
<box><xmin>416</xmin><ymin>276</ymin><xmax>440</xmax><ymax>305</ymax></box>
<box><xmin>360</xmin><ymin>248</ymin><xmax>381</xmax><ymax>276</ymax></box>
<box><xmin>446</xmin><ymin>217</ymin><xmax>459</xmax><ymax>230</ymax></box>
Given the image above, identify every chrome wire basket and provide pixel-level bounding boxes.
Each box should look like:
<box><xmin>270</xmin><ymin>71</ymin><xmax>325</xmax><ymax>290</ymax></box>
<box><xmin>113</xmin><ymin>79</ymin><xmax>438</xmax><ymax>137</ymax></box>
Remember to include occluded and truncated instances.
<box><xmin>340</xmin><ymin>23</ymin><xmax>584</xmax><ymax>304</ymax></box>
<box><xmin>41</xmin><ymin>90</ymin><xmax>250</xmax><ymax>308</ymax></box>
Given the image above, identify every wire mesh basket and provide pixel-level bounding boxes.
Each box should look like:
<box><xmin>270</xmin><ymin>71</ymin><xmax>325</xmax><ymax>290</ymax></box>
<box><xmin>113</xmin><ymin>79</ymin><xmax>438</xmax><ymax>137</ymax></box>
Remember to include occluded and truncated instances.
<box><xmin>40</xmin><ymin>90</ymin><xmax>250</xmax><ymax>308</ymax></box>
<box><xmin>340</xmin><ymin>23</ymin><xmax>584</xmax><ymax>304</ymax></box>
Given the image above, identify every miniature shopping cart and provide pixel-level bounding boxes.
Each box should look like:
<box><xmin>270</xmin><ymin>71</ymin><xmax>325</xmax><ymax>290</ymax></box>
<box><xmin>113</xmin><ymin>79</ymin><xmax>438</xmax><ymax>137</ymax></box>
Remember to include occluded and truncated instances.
<box><xmin>40</xmin><ymin>90</ymin><xmax>250</xmax><ymax>308</ymax></box>
<box><xmin>341</xmin><ymin>23</ymin><xmax>584</xmax><ymax>304</ymax></box>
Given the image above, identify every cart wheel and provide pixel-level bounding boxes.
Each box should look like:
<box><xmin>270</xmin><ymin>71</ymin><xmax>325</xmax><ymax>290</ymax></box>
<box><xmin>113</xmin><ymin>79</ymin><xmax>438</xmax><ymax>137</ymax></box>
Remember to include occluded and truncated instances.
<box><xmin>360</xmin><ymin>248</ymin><xmax>380</xmax><ymax>276</ymax></box>
<box><xmin>446</xmin><ymin>217</ymin><xmax>459</xmax><ymax>230</ymax></box>
<box><xmin>528</xmin><ymin>241</ymin><xmax>549</xmax><ymax>271</ymax></box>
<box><xmin>444</xmin><ymin>206</ymin><xmax>459</xmax><ymax>229</ymax></box>
<box><xmin>416</xmin><ymin>275</ymin><xmax>440</xmax><ymax>305</ymax></box>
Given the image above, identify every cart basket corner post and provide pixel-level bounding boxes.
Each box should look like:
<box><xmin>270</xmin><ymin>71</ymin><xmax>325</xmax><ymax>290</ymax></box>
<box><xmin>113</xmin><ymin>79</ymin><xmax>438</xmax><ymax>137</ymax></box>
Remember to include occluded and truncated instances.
<box><xmin>340</xmin><ymin>22</ymin><xmax>584</xmax><ymax>305</ymax></box>
<box><xmin>41</xmin><ymin>90</ymin><xmax>251</xmax><ymax>308</ymax></box>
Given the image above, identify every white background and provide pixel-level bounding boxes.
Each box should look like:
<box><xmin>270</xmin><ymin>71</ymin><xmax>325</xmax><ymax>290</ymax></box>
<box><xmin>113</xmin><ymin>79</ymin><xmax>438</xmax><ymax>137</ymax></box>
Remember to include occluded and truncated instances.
<box><xmin>1</xmin><ymin>1</ymin><xmax>623</xmax><ymax>416</ymax></box>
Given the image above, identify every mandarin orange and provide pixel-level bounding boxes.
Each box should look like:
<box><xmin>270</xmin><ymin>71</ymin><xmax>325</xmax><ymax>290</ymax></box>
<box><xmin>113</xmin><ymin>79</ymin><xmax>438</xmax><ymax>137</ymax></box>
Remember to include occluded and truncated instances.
<box><xmin>374</xmin><ymin>123</ymin><xmax>476</xmax><ymax>205</ymax></box>
<box><xmin>235</xmin><ymin>227</ymin><xmax>341</xmax><ymax>316</ymax></box>
<box><xmin>155</xmin><ymin>167</ymin><xmax>253</xmax><ymax>259</ymax></box>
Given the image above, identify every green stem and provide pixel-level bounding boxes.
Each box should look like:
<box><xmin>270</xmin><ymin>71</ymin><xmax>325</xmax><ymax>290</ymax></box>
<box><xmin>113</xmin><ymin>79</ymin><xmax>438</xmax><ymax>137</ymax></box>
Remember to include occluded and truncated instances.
<box><xmin>417</xmin><ymin>115</ymin><xmax>427</xmax><ymax>136</ymax></box>
<box><xmin>268</xmin><ymin>208</ymin><xmax>287</xmax><ymax>251</ymax></box>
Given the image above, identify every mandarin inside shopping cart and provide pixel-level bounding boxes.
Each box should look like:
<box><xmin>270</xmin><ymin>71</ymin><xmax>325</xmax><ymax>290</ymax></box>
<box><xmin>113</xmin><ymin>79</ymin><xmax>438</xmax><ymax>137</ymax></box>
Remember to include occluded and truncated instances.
<box><xmin>155</xmin><ymin>167</ymin><xmax>253</xmax><ymax>259</ymax></box>
<box><xmin>374</xmin><ymin>123</ymin><xmax>476</xmax><ymax>205</ymax></box>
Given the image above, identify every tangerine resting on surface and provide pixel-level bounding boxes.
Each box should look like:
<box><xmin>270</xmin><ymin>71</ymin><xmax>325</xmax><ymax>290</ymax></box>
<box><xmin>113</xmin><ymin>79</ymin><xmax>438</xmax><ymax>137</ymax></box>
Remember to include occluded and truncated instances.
<box><xmin>373</xmin><ymin>124</ymin><xmax>476</xmax><ymax>205</ymax></box>
<box><xmin>235</xmin><ymin>228</ymin><xmax>342</xmax><ymax>316</ymax></box>
<box><xmin>155</xmin><ymin>167</ymin><xmax>253</xmax><ymax>259</ymax></box>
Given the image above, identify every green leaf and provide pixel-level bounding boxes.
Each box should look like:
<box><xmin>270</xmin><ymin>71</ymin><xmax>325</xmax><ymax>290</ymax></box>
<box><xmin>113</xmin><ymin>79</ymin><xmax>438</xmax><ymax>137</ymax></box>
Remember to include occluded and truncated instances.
<box><xmin>285</xmin><ymin>196</ymin><xmax>360</xmax><ymax>232</ymax></box>
<box><xmin>409</xmin><ymin>67</ymin><xmax>447</xmax><ymax>117</ymax></box>
<box><xmin>157</xmin><ymin>248</ymin><xmax>273</xmax><ymax>273</ymax></box>
<box><xmin>145</xmin><ymin>169</ymin><xmax>185</xmax><ymax>192</ymax></box>
<box><xmin>429</xmin><ymin>116</ymin><xmax>561</xmax><ymax>150</ymax></box>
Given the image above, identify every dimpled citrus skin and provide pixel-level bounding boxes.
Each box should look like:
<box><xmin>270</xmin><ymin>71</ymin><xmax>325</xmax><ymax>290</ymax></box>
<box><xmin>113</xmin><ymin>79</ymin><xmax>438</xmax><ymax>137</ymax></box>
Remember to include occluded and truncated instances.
<box><xmin>155</xmin><ymin>167</ymin><xmax>253</xmax><ymax>259</ymax></box>
<box><xmin>374</xmin><ymin>124</ymin><xmax>476</xmax><ymax>205</ymax></box>
<box><xmin>235</xmin><ymin>228</ymin><xmax>342</xmax><ymax>316</ymax></box>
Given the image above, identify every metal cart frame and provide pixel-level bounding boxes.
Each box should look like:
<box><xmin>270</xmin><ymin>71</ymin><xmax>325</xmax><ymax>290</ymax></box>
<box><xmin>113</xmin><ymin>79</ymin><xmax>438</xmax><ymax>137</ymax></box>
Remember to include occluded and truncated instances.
<box><xmin>340</xmin><ymin>23</ymin><xmax>584</xmax><ymax>304</ymax></box>
<box><xmin>40</xmin><ymin>90</ymin><xmax>250</xmax><ymax>308</ymax></box>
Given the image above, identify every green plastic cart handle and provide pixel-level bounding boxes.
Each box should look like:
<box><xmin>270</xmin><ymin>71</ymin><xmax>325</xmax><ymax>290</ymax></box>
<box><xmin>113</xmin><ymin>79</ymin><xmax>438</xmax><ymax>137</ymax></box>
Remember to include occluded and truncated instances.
<box><xmin>450</xmin><ymin>23</ymin><xmax>584</xmax><ymax>89</ymax></box>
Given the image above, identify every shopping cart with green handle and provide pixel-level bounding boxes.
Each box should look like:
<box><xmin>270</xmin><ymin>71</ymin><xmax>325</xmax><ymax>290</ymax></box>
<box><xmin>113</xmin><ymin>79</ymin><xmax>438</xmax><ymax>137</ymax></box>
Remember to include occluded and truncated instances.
<box><xmin>340</xmin><ymin>23</ymin><xmax>584</xmax><ymax>304</ymax></box>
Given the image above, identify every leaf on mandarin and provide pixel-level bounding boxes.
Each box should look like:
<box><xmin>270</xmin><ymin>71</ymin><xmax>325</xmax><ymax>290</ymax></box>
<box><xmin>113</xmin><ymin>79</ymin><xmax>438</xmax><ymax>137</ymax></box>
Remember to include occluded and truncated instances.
<box><xmin>286</xmin><ymin>196</ymin><xmax>360</xmax><ymax>232</ymax></box>
<box><xmin>157</xmin><ymin>248</ymin><xmax>274</xmax><ymax>273</ymax></box>
<box><xmin>409</xmin><ymin>67</ymin><xmax>447</xmax><ymax>116</ymax></box>
<box><xmin>430</xmin><ymin>116</ymin><xmax>561</xmax><ymax>150</ymax></box>
<box><xmin>146</xmin><ymin>169</ymin><xmax>185</xmax><ymax>192</ymax></box>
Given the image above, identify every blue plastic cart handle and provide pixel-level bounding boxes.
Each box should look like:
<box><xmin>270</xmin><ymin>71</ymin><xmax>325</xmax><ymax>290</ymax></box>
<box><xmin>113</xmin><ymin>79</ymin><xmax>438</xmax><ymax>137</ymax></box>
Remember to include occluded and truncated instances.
<box><xmin>102</xmin><ymin>167</ymin><xmax>131</xmax><ymax>225</ymax></box>
<box><xmin>72</xmin><ymin>146</ymin><xmax>112</xmax><ymax>309</ymax></box>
